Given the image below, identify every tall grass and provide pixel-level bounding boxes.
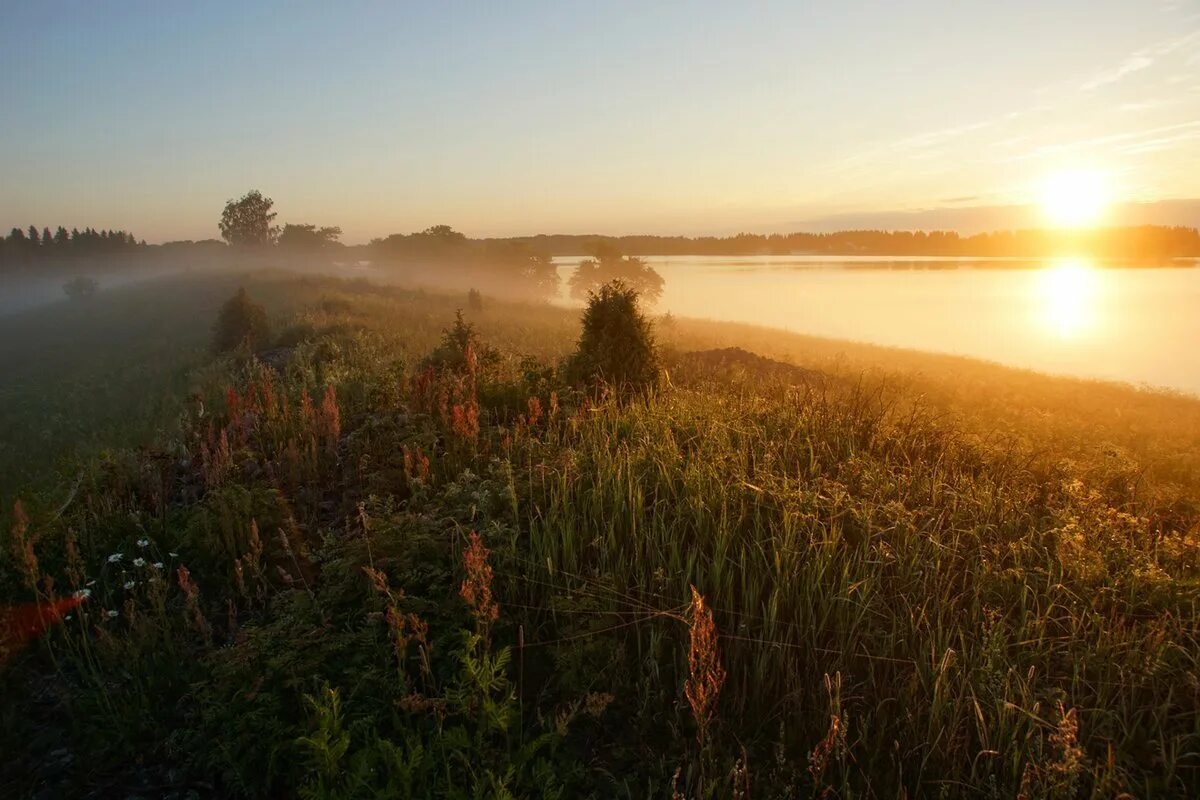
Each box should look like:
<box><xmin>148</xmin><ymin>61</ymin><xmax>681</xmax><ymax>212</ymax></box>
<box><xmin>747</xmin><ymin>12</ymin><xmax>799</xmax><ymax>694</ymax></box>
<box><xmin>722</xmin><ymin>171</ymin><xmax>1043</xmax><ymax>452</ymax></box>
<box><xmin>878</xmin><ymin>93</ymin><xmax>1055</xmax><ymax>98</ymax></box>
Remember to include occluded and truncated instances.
<box><xmin>2</xmin><ymin>271</ymin><xmax>1198</xmax><ymax>797</ymax></box>
<box><xmin>511</xmin><ymin>371</ymin><xmax>1199</xmax><ymax>793</ymax></box>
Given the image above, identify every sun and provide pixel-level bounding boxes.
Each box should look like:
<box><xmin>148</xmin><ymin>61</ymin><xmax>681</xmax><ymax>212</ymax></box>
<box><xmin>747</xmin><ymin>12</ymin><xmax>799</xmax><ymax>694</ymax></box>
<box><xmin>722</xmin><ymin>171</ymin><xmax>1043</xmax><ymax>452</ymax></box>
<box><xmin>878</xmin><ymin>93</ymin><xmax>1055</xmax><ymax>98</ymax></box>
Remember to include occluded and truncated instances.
<box><xmin>1039</xmin><ymin>169</ymin><xmax>1109</xmax><ymax>228</ymax></box>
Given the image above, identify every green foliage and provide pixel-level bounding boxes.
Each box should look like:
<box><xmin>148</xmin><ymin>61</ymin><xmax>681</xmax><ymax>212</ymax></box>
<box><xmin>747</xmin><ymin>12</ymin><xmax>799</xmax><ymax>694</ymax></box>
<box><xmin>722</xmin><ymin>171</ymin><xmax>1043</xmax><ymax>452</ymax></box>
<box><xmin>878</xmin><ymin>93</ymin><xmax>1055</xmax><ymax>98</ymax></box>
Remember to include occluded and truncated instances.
<box><xmin>213</xmin><ymin>287</ymin><xmax>271</xmax><ymax>353</ymax></box>
<box><xmin>278</xmin><ymin>223</ymin><xmax>343</xmax><ymax>251</ymax></box>
<box><xmin>565</xmin><ymin>280</ymin><xmax>660</xmax><ymax>395</ymax></box>
<box><xmin>219</xmin><ymin>189</ymin><xmax>279</xmax><ymax>247</ymax></box>
<box><xmin>420</xmin><ymin>310</ymin><xmax>499</xmax><ymax>375</ymax></box>
<box><xmin>4</xmin><ymin>271</ymin><xmax>1200</xmax><ymax>798</ymax></box>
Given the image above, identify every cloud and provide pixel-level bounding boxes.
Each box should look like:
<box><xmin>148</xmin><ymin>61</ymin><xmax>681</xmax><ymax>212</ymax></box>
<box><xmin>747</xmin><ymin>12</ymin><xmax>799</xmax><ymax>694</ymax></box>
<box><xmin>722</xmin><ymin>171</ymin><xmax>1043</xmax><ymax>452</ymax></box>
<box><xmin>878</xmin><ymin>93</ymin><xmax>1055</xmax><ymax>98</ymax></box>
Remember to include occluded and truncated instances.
<box><xmin>825</xmin><ymin>112</ymin><xmax>1026</xmax><ymax>176</ymax></box>
<box><xmin>1001</xmin><ymin>120</ymin><xmax>1200</xmax><ymax>162</ymax></box>
<box><xmin>1079</xmin><ymin>29</ymin><xmax>1200</xmax><ymax>91</ymax></box>
<box><xmin>1081</xmin><ymin>56</ymin><xmax>1154</xmax><ymax>91</ymax></box>
<box><xmin>1115</xmin><ymin>128</ymin><xmax>1200</xmax><ymax>155</ymax></box>
<box><xmin>789</xmin><ymin>198</ymin><xmax>1200</xmax><ymax>235</ymax></box>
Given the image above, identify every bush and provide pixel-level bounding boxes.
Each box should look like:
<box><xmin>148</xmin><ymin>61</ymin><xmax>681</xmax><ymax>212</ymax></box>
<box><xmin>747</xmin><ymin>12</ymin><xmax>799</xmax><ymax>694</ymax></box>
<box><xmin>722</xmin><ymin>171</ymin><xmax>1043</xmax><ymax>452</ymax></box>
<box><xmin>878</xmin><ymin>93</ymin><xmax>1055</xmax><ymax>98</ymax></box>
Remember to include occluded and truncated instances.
<box><xmin>62</xmin><ymin>276</ymin><xmax>98</xmax><ymax>301</ymax></box>
<box><xmin>212</xmin><ymin>287</ymin><xmax>271</xmax><ymax>352</ymax></box>
<box><xmin>421</xmin><ymin>310</ymin><xmax>499</xmax><ymax>375</ymax></box>
<box><xmin>565</xmin><ymin>280</ymin><xmax>659</xmax><ymax>396</ymax></box>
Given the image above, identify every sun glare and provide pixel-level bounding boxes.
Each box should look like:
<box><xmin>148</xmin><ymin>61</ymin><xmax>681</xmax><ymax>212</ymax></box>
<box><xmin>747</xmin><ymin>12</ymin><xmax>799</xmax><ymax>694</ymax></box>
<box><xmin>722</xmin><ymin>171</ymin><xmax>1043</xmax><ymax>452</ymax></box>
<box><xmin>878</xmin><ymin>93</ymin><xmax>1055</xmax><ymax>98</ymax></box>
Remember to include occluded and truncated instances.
<box><xmin>1034</xmin><ymin>257</ymin><xmax>1099</xmax><ymax>338</ymax></box>
<box><xmin>1039</xmin><ymin>170</ymin><xmax>1109</xmax><ymax>229</ymax></box>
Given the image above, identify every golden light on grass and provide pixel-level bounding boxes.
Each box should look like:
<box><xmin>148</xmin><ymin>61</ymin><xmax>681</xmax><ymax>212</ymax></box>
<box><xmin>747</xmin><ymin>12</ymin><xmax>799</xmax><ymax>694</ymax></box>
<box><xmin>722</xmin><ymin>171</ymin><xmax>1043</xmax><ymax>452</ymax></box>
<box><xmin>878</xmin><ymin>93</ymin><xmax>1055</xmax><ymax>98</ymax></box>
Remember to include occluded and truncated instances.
<box><xmin>1039</xmin><ymin>169</ymin><xmax>1109</xmax><ymax>228</ymax></box>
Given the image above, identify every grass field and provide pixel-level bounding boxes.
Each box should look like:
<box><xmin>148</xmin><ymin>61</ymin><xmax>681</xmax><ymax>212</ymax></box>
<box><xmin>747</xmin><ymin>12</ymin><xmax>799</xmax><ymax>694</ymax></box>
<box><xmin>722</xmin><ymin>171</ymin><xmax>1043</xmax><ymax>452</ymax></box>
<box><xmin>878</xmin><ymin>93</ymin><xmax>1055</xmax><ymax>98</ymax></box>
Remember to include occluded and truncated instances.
<box><xmin>2</xmin><ymin>270</ymin><xmax>1198</xmax><ymax>798</ymax></box>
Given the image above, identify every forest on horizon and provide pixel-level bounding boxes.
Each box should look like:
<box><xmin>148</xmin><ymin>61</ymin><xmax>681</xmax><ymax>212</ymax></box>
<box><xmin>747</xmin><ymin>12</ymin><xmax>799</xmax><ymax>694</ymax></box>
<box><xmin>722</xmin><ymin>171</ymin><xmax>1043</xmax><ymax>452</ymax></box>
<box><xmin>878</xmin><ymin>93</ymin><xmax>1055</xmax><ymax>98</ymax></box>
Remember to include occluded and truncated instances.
<box><xmin>4</xmin><ymin>214</ymin><xmax>1200</xmax><ymax>272</ymax></box>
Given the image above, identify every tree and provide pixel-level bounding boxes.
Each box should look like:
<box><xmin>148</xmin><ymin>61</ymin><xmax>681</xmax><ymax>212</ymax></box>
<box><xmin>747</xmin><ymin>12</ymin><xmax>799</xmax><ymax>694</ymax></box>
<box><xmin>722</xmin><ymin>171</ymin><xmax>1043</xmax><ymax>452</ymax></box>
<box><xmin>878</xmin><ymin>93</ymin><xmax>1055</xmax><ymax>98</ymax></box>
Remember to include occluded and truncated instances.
<box><xmin>54</xmin><ymin>226</ymin><xmax>69</xmax><ymax>247</ymax></box>
<box><xmin>212</xmin><ymin>287</ymin><xmax>271</xmax><ymax>352</ymax></box>
<box><xmin>568</xmin><ymin>243</ymin><xmax>664</xmax><ymax>303</ymax></box>
<box><xmin>411</xmin><ymin>224</ymin><xmax>468</xmax><ymax>260</ymax></box>
<box><xmin>28</xmin><ymin>226</ymin><xmax>39</xmax><ymax>246</ymax></box>
<box><xmin>278</xmin><ymin>223</ymin><xmax>342</xmax><ymax>250</ymax></box>
<box><xmin>219</xmin><ymin>190</ymin><xmax>278</xmax><ymax>247</ymax></box>
<box><xmin>42</xmin><ymin>227</ymin><xmax>53</xmax><ymax>248</ymax></box>
<box><xmin>565</xmin><ymin>280</ymin><xmax>660</xmax><ymax>396</ymax></box>
<box><xmin>482</xmin><ymin>241</ymin><xmax>561</xmax><ymax>301</ymax></box>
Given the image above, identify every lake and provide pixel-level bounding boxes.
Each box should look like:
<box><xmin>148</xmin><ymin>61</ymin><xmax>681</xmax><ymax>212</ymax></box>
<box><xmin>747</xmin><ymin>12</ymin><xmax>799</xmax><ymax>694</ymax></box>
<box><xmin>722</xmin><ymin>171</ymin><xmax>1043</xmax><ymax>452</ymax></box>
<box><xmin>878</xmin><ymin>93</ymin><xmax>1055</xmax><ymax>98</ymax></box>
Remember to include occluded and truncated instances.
<box><xmin>554</xmin><ymin>256</ymin><xmax>1200</xmax><ymax>395</ymax></box>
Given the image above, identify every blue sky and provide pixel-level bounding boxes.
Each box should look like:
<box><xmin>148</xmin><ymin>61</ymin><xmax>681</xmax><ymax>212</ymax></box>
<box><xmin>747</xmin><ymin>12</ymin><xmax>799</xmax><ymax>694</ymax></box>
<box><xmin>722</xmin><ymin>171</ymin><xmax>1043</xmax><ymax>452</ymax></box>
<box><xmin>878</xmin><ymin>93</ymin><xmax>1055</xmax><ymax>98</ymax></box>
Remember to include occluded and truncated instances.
<box><xmin>2</xmin><ymin>1</ymin><xmax>1198</xmax><ymax>241</ymax></box>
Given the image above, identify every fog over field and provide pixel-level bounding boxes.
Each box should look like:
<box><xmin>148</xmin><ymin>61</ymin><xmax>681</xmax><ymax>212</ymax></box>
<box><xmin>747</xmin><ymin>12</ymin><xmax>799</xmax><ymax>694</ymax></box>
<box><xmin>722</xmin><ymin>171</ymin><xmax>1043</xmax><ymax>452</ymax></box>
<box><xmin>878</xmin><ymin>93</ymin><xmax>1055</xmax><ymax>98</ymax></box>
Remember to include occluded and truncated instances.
<box><xmin>5</xmin><ymin>2</ymin><xmax>1200</xmax><ymax>798</ymax></box>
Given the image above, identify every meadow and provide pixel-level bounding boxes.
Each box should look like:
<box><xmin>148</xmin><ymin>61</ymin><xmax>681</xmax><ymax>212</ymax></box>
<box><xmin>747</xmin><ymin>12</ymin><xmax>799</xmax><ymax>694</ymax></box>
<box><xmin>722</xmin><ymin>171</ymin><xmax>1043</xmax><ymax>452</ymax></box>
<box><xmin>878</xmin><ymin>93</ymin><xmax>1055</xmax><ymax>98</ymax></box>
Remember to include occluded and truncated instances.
<box><xmin>1</xmin><ymin>270</ymin><xmax>1198</xmax><ymax>798</ymax></box>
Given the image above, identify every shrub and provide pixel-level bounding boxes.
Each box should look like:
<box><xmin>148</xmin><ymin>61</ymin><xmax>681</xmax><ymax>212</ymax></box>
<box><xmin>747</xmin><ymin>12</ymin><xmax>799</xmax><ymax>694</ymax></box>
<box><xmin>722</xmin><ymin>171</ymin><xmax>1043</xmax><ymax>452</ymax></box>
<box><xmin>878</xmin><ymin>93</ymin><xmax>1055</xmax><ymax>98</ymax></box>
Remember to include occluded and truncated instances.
<box><xmin>564</xmin><ymin>280</ymin><xmax>659</xmax><ymax>396</ymax></box>
<box><xmin>62</xmin><ymin>276</ymin><xmax>98</xmax><ymax>301</ymax></box>
<box><xmin>212</xmin><ymin>287</ymin><xmax>271</xmax><ymax>353</ymax></box>
<box><xmin>467</xmin><ymin>288</ymin><xmax>484</xmax><ymax>313</ymax></box>
<box><xmin>421</xmin><ymin>310</ymin><xmax>498</xmax><ymax>375</ymax></box>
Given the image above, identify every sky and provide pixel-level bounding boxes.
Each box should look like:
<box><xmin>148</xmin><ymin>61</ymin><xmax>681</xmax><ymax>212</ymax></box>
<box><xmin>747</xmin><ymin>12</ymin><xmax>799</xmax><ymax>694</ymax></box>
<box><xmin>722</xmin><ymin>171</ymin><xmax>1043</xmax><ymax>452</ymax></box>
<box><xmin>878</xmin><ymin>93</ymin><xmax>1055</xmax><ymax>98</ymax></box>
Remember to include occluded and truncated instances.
<box><xmin>1</xmin><ymin>0</ymin><xmax>1198</xmax><ymax>243</ymax></box>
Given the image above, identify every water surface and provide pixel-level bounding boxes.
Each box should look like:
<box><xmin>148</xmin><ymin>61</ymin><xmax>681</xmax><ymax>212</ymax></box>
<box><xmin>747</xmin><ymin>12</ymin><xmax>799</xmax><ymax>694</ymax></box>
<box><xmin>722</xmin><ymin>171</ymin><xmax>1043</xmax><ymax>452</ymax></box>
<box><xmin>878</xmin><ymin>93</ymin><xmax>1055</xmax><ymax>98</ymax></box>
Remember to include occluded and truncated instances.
<box><xmin>555</xmin><ymin>256</ymin><xmax>1200</xmax><ymax>395</ymax></box>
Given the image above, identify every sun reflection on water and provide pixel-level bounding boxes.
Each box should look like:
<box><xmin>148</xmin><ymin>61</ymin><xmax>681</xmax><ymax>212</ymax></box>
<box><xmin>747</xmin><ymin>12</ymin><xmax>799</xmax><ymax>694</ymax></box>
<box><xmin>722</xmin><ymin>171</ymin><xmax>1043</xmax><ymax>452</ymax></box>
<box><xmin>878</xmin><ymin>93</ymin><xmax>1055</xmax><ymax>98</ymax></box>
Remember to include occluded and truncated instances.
<box><xmin>1035</xmin><ymin>258</ymin><xmax>1100</xmax><ymax>338</ymax></box>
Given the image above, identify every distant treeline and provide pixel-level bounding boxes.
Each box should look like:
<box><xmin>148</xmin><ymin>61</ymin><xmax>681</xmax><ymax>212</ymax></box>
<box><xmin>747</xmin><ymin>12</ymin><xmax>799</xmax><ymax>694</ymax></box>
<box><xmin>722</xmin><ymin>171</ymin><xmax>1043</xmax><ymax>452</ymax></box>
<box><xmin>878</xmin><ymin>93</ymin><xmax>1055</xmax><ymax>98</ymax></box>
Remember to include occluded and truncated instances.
<box><xmin>482</xmin><ymin>225</ymin><xmax>1200</xmax><ymax>260</ymax></box>
<box><xmin>1</xmin><ymin>225</ymin><xmax>145</xmax><ymax>265</ymax></box>
<box><xmin>5</xmin><ymin>211</ymin><xmax>1199</xmax><ymax>275</ymax></box>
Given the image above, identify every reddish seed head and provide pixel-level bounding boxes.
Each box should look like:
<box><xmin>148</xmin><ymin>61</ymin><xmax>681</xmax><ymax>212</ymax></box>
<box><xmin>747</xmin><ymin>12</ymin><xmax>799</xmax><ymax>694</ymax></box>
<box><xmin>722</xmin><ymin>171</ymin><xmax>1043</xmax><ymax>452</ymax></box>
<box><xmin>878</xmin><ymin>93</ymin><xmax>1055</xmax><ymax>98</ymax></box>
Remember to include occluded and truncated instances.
<box><xmin>460</xmin><ymin>531</ymin><xmax>499</xmax><ymax>624</ymax></box>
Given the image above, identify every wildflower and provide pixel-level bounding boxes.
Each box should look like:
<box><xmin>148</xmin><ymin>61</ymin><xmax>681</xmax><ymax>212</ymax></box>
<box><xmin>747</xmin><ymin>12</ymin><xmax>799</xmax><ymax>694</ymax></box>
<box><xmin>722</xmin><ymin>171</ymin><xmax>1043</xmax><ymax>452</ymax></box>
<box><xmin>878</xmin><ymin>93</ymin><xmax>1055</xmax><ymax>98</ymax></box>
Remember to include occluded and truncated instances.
<box><xmin>808</xmin><ymin>673</ymin><xmax>848</xmax><ymax>788</ymax></box>
<box><xmin>153</xmin><ymin>562</ymin><xmax>163</xmax><ymax>570</ymax></box>
<box><xmin>460</xmin><ymin>531</ymin><xmax>499</xmax><ymax>625</ymax></box>
<box><xmin>123</xmin><ymin>581</ymin><xmax>135</xmax><ymax>590</ymax></box>
<box><xmin>320</xmin><ymin>385</ymin><xmax>341</xmax><ymax>450</ymax></box>
<box><xmin>74</xmin><ymin>588</ymin><xmax>92</xmax><ymax>600</ymax></box>
<box><xmin>64</xmin><ymin>615</ymin><xmax>72</xmax><ymax>621</ymax></box>
<box><xmin>10</xmin><ymin>500</ymin><xmax>39</xmax><ymax>591</ymax></box>
<box><xmin>136</xmin><ymin>538</ymin><xmax>150</xmax><ymax>548</ymax></box>
<box><xmin>684</xmin><ymin>586</ymin><xmax>726</xmax><ymax>746</ymax></box>
<box><xmin>106</xmin><ymin>609</ymin><xmax>118</xmax><ymax>619</ymax></box>
<box><xmin>107</xmin><ymin>553</ymin><xmax>124</xmax><ymax>563</ymax></box>
<box><xmin>169</xmin><ymin>552</ymin><xmax>179</xmax><ymax>558</ymax></box>
<box><xmin>177</xmin><ymin>565</ymin><xmax>212</xmax><ymax>640</ymax></box>
<box><xmin>133</xmin><ymin>557</ymin><xmax>146</xmax><ymax>568</ymax></box>
<box><xmin>1045</xmin><ymin>702</ymin><xmax>1085</xmax><ymax>796</ymax></box>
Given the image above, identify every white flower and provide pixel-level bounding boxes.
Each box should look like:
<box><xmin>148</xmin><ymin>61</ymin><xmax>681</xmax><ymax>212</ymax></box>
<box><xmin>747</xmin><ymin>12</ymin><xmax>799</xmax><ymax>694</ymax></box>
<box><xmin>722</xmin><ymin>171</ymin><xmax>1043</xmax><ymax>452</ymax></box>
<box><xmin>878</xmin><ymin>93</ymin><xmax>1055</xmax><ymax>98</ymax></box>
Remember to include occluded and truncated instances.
<box><xmin>123</xmin><ymin>581</ymin><xmax>135</xmax><ymax>590</ymax></box>
<box><xmin>153</xmin><ymin>561</ymin><xmax>164</xmax><ymax>569</ymax></box>
<box><xmin>107</xmin><ymin>553</ymin><xmax>124</xmax><ymax>563</ymax></box>
<box><xmin>169</xmin><ymin>552</ymin><xmax>179</xmax><ymax>558</ymax></box>
<box><xmin>137</xmin><ymin>538</ymin><xmax>150</xmax><ymax>548</ymax></box>
<box><xmin>86</xmin><ymin>579</ymin><xmax>96</xmax><ymax>587</ymax></box>
<box><xmin>133</xmin><ymin>558</ymin><xmax>146</xmax><ymax>568</ymax></box>
<box><xmin>106</xmin><ymin>609</ymin><xmax>119</xmax><ymax>619</ymax></box>
<box><xmin>65</xmin><ymin>615</ymin><xmax>73</xmax><ymax>621</ymax></box>
<box><xmin>74</xmin><ymin>588</ymin><xmax>92</xmax><ymax>600</ymax></box>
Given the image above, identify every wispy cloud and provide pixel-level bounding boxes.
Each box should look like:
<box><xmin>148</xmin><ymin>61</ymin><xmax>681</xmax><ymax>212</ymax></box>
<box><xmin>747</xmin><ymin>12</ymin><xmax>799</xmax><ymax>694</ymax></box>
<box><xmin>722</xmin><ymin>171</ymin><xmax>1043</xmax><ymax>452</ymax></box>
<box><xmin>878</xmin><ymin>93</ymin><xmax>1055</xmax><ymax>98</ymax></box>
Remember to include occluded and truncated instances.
<box><xmin>1080</xmin><ymin>29</ymin><xmax>1200</xmax><ymax>91</ymax></box>
<box><xmin>1116</xmin><ymin>128</ymin><xmax>1200</xmax><ymax>155</ymax></box>
<box><xmin>1001</xmin><ymin>120</ymin><xmax>1200</xmax><ymax>162</ymax></box>
<box><xmin>825</xmin><ymin>111</ymin><xmax>1028</xmax><ymax>175</ymax></box>
<box><xmin>1081</xmin><ymin>56</ymin><xmax>1153</xmax><ymax>91</ymax></box>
